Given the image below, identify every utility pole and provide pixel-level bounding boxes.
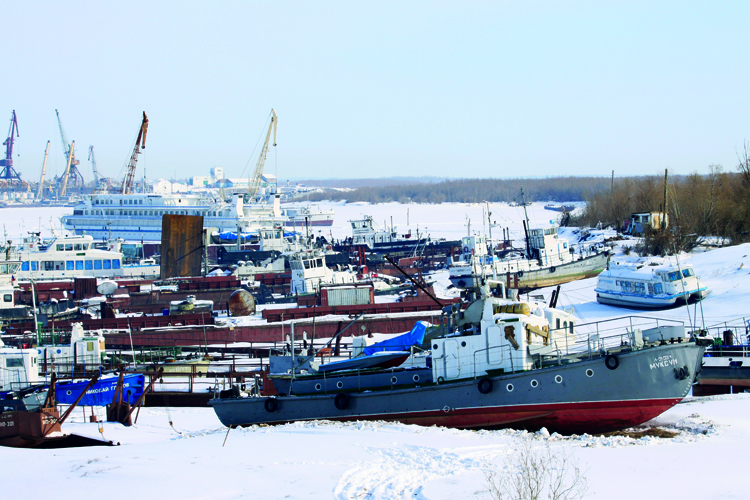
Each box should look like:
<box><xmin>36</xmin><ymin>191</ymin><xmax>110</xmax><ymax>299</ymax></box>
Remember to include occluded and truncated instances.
<box><xmin>662</xmin><ymin>168</ymin><xmax>668</xmax><ymax>231</ymax></box>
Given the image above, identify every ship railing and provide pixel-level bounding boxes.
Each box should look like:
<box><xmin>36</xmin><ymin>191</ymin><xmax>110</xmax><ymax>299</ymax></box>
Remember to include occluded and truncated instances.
<box><xmin>701</xmin><ymin>316</ymin><xmax>750</xmax><ymax>356</ymax></box>
<box><xmin>548</xmin><ymin>315</ymin><xmax>687</xmax><ymax>360</ymax></box>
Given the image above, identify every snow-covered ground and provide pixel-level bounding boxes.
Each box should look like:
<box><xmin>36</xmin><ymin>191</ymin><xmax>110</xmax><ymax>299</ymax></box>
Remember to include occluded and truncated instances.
<box><xmin>3</xmin><ymin>202</ymin><xmax>750</xmax><ymax>499</ymax></box>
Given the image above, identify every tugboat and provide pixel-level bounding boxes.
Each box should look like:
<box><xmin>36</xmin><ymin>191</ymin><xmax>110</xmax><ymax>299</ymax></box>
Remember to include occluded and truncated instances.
<box><xmin>209</xmin><ymin>279</ymin><xmax>709</xmax><ymax>434</ymax></box>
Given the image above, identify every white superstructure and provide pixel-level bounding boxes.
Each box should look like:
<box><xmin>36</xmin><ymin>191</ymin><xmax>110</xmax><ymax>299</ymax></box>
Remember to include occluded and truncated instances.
<box><xmin>61</xmin><ymin>192</ymin><xmax>287</xmax><ymax>241</ymax></box>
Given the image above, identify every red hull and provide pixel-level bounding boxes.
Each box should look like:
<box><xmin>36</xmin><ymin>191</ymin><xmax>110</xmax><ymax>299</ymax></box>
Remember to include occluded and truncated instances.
<box><xmin>259</xmin><ymin>398</ymin><xmax>682</xmax><ymax>435</ymax></box>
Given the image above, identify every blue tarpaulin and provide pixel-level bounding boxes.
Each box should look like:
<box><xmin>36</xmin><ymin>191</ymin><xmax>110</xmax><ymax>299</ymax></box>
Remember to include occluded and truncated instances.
<box><xmin>363</xmin><ymin>321</ymin><xmax>430</xmax><ymax>356</ymax></box>
<box><xmin>56</xmin><ymin>374</ymin><xmax>145</xmax><ymax>406</ymax></box>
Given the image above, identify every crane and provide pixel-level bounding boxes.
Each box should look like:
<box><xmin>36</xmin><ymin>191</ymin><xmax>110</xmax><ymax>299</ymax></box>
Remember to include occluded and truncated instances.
<box><xmin>0</xmin><ymin>110</ymin><xmax>23</xmax><ymax>186</ymax></box>
<box><xmin>247</xmin><ymin>109</ymin><xmax>277</xmax><ymax>200</ymax></box>
<box><xmin>37</xmin><ymin>141</ymin><xmax>50</xmax><ymax>199</ymax></box>
<box><xmin>59</xmin><ymin>140</ymin><xmax>75</xmax><ymax>197</ymax></box>
<box><xmin>121</xmin><ymin>112</ymin><xmax>149</xmax><ymax>195</ymax></box>
<box><xmin>88</xmin><ymin>145</ymin><xmax>100</xmax><ymax>189</ymax></box>
<box><xmin>54</xmin><ymin>109</ymin><xmax>84</xmax><ymax>192</ymax></box>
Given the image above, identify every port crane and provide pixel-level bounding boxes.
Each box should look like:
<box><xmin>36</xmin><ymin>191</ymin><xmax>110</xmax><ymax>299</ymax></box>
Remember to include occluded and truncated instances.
<box><xmin>121</xmin><ymin>112</ymin><xmax>149</xmax><ymax>194</ymax></box>
<box><xmin>0</xmin><ymin>110</ymin><xmax>23</xmax><ymax>187</ymax></box>
<box><xmin>36</xmin><ymin>141</ymin><xmax>50</xmax><ymax>199</ymax></box>
<box><xmin>247</xmin><ymin>109</ymin><xmax>277</xmax><ymax>200</ymax></box>
<box><xmin>55</xmin><ymin>109</ymin><xmax>84</xmax><ymax>194</ymax></box>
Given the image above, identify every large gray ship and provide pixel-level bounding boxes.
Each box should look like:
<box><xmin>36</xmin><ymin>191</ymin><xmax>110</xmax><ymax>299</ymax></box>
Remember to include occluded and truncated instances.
<box><xmin>209</xmin><ymin>282</ymin><xmax>708</xmax><ymax>435</ymax></box>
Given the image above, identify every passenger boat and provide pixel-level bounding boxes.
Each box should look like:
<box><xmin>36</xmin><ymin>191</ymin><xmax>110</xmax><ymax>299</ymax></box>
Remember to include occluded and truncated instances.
<box><xmin>595</xmin><ymin>262</ymin><xmax>710</xmax><ymax>308</ymax></box>
<box><xmin>209</xmin><ymin>280</ymin><xmax>709</xmax><ymax>434</ymax></box>
<box><xmin>449</xmin><ymin>230</ymin><xmax>609</xmax><ymax>292</ymax></box>
<box><xmin>0</xmin><ymin>233</ymin><xmax>159</xmax><ymax>280</ymax></box>
<box><xmin>61</xmin><ymin>192</ymin><xmax>287</xmax><ymax>242</ymax></box>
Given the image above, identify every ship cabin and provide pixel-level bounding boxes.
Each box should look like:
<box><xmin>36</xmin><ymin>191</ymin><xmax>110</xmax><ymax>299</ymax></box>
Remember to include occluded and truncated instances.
<box><xmin>290</xmin><ymin>251</ymin><xmax>355</xmax><ymax>294</ymax></box>
<box><xmin>432</xmin><ymin>285</ymin><xmax>578</xmax><ymax>383</ymax></box>
<box><xmin>349</xmin><ymin>216</ymin><xmax>413</xmax><ymax>248</ymax></box>
<box><xmin>527</xmin><ymin>226</ymin><xmax>572</xmax><ymax>266</ymax></box>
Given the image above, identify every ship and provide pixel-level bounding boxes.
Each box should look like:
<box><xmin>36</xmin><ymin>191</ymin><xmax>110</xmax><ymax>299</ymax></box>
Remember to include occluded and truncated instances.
<box><xmin>209</xmin><ymin>280</ymin><xmax>709</xmax><ymax>434</ymax></box>
<box><xmin>61</xmin><ymin>192</ymin><xmax>288</xmax><ymax>242</ymax></box>
<box><xmin>449</xmin><ymin>230</ymin><xmax>609</xmax><ymax>292</ymax></box>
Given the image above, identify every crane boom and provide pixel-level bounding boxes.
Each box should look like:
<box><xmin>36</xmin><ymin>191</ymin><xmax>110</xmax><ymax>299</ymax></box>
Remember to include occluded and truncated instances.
<box><xmin>0</xmin><ymin>110</ymin><xmax>22</xmax><ymax>185</ymax></box>
<box><xmin>55</xmin><ymin>109</ymin><xmax>80</xmax><ymax>170</ymax></box>
<box><xmin>247</xmin><ymin>109</ymin><xmax>277</xmax><ymax>200</ymax></box>
<box><xmin>37</xmin><ymin>141</ymin><xmax>50</xmax><ymax>199</ymax></box>
<box><xmin>60</xmin><ymin>140</ymin><xmax>75</xmax><ymax>197</ymax></box>
<box><xmin>121</xmin><ymin>112</ymin><xmax>149</xmax><ymax>195</ymax></box>
<box><xmin>88</xmin><ymin>145</ymin><xmax>100</xmax><ymax>188</ymax></box>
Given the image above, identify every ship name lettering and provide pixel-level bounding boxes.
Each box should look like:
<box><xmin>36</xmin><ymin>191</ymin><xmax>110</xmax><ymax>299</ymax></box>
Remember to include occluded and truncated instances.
<box><xmin>649</xmin><ymin>355</ymin><xmax>678</xmax><ymax>370</ymax></box>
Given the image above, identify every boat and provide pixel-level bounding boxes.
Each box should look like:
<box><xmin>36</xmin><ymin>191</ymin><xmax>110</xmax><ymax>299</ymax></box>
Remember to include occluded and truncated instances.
<box><xmin>334</xmin><ymin>216</ymin><xmax>429</xmax><ymax>254</ymax></box>
<box><xmin>0</xmin><ymin>233</ymin><xmax>159</xmax><ymax>280</ymax></box>
<box><xmin>595</xmin><ymin>261</ymin><xmax>710</xmax><ymax>308</ymax></box>
<box><xmin>61</xmin><ymin>192</ymin><xmax>288</xmax><ymax>242</ymax></box>
<box><xmin>449</xmin><ymin>230</ymin><xmax>609</xmax><ymax>292</ymax></box>
<box><xmin>209</xmin><ymin>280</ymin><xmax>709</xmax><ymax>434</ymax></box>
<box><xmin>544</xmin><ymin>204</ymin><xmax>576</xmax><ymax>213</ymax></box>
<box><xmin>281</xmin><ymin>204</ymin><xmax>334</xmax><ymax>227</ymax></box>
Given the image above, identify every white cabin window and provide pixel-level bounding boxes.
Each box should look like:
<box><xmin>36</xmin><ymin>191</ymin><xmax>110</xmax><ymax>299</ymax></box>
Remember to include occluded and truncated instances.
<box><xmin>3</xmin><ymin>294</ymin><xmax>12</xmax><ymax>302</ymax></box>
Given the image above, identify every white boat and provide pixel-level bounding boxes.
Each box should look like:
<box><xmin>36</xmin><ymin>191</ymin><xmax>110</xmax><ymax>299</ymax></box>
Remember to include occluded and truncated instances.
<box><xmin>289</xmin><ymin>250</ymin><xmax>357</xmax><ymax>294</ymax></box>
<box><xmin>61</xmin><ymin>192</ymin><xmax>288</xmax><ymax>242</ymax></box>
<box><xmin>281</xmin><ymin>204</ymin><xmax>334</xmax><ymax>227</ymax></box>
<box><xmin>594</xmin><ymin>261</ymin><xmax>710</xmax><ymax>308</ymax></box>
<box><xmin>334</xmin><ymin>215</ymin><xmax>428</xmax><ymax>253</ymax></box>
<box><xmin>449</xmin><ymin>229</ymin><xmax>608</xmax><ymax>291</ymax></box>
<box><xmin>1</xmin><ymin>233</ymin><xmax>159</xmax><ymax>280</ymax></box>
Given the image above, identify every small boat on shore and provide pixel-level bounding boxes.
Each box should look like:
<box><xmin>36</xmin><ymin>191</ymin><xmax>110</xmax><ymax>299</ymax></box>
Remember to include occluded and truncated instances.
<box><xmin>595</xmin><ymin>262</ymin><xmax>710</xmax><ymax>309</ymax></box>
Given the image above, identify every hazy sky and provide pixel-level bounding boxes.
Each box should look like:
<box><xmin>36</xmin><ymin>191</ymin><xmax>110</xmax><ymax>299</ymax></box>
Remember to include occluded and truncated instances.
<box><xmin>4</xmin><ymin>1</ymin><xmax>749</xmax><ymax>183</ymax></box>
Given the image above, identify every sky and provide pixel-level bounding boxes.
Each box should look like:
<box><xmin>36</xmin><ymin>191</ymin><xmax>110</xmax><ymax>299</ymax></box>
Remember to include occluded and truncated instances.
<box><xmin>3</xmin><ymin>1</ymin><xmax>750</xmax><ymax>183</ymax></box>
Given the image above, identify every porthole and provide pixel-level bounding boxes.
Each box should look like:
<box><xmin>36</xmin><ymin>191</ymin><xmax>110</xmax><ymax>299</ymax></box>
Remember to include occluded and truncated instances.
<box><xmin>391</xmin><ymin>376</ymin><xmax>398</xmax><ymax>384</ymax></box>
<box><xmin>315</xmin><ymin>383</ymin><xmax>322</xmax><ymax>391</ymax></box>
<box><xmin>336</xmin><ymin>381</ymin><xmax>343</xmax><ymax>389</ymax></box>
<box><xmin>461</xmin><ymin>341</ymin><xmax>467</xmax><ymax>347</ymax></box>
<box><xmin>586</xmin><ymin>369</ymin><xmax>594</xmax><ymax>378</ymax></box>
<box><xmin>506</xmin><ymin>383</ymin><xmax>514</xmax><ymax>392</ymax></box>
<box><xmin>433</xmin><ymin>344</ymin><xmax>438</xmax><ymax>350</ymax></box>
<box><xmin>554</xmin><ymin>375</ymin><xmax>563</xmax><ymax>384</ymax></box>
<box><xmin>530</xmin><ymin>379</ymin><xmax>539</xmax><ymax>388</ymax></box>
<box><xmin>413</xmin><ymin>374</ymin><xmax>420</xmax><ymax>382</ymax></box>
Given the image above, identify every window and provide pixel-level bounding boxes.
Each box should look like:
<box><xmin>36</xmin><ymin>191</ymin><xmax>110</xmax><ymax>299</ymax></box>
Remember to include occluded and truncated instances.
<box><xmin>83</xmin><ymin>244</ymin><xmax>89</xmax><ymax>250</ymax></box>
<box><xmin>74</xmin><ymin>244</ymin><xmax>82</xmax><ymax>251</ymax></box>
<box><xmin>3</xmin><ymin>294</ymin><xmax>12</xmax><ymax>303</ymax></box>
<box><xmin>85</xmin><ymin>260</ymin><xmax>93</xmax><ymax>270</ymax></box>
<box><xmin>94</xmin><ymin>260</ymin><xmax>102</xmax><ymax>270</ymax></box>
<box><xmin>66</xmin><ymin>261</ymin><xmax>74</xmax><ymax>270</ymax></box>
<box><xmin>112</xmin><ymin>259</ymin><xmax>121</xmax><ymax>269</ymax></box>
<box><xmin>75</xmin><ymin>261</ymin><xmax>83</xmax><ymax>270</ymax></box>
<box><xmin>21</xmin><ymin>262</ymin><xmax>29</xmax><ymax>271</ymax></box>
<box><xmin>56</xmin><ymin>244</ymin><xmax>63</xmax><ymax>251</ymax></box>
<box><xmin>87</xmin><ymin>341</ymin><xmax>94</xmax><ymax>351</ymax></box>
<box><xmin>103</xmin><ymin>260</ymin><xmax>111</xmax><ymax>269</ymax></box>
<box><xmin>682</xmin><ymin>269</ymin><xmax>695</xmax><ymax>278</ymax></box>
<box><xmin>65</xmin><ymin>244</ymin><xmax>73</xmax><ymax>251</ymax></box>
<box><xmin>5</xmin><ymin>358</ymin><xmax>22</xmax><ymax>367</ymax></box>
<box><xmin>654</xmin><ymin>283</ymin><xmax>663</xmax><ymax>294</ymax></box>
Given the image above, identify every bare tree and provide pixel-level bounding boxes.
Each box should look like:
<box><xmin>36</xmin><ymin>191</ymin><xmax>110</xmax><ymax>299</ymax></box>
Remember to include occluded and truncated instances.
<box><xmin>484</xmin><ymin>440</ymin><xmax>588</xmax><ymax>500</ymax></box>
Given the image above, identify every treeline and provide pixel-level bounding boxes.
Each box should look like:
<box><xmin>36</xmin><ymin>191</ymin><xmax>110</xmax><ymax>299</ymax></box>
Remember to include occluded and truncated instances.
<box><xmin>576</xmin><ymin>163</ymin><xmax>750</xmax><ymax>250</ymax></box>
<box><xmin>300</xmin><ymin>177</ymin><xmax>612</xmax><ymax>204</ymax></box>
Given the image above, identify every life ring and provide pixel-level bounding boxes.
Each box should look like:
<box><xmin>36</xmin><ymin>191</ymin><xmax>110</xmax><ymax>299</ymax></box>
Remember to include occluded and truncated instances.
<box><xmin>264</xmin><ymin>398</ymin><xmax>278</xmax><ymax>413</ymax></box>
<box><xmin>478</xmin><ymin>378</ymin><xmax>493</xmax><ymax>394</ymax></box>
<box><xmin>437</xmin><ymin>376</ymin><xmax>445</xmax><ymax>384</ymax></box>
<box><xmin>605</xmin><ymin>355</ymin><xmax>619</xmax><ymax>370</ymax></box>
<box><xmin>550</xmin><ymin>266</ymin><xmax>556</xmax><ymax>273</ymax></box>
<box><xmin>463</xmin><ymin>246</ymin><xmax>470</xmax><ymax>253</ymax></box>
<box><xmin>334</xmin><ymin>392</ymin><xmax>350</xmax><ymax>410</ymax></box>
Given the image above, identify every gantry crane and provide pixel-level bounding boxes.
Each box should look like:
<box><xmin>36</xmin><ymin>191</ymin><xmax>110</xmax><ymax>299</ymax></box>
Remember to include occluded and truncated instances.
<box><xmin>247</xmin><ymin>109</ymin><xmax>277</xmax><ymax>200</ymax></box>
<box><xmin>0</xmin><ymin>110</ymin><xmax>23</xmax><ymax>187</ymax></box>
<box><xmin>121</xmin><ymin>112</ymin><xmax>149</xmax><ymax>194</ymax></box>
<box><xmin>55</xmin><ymin>109</ymin><xmax>84</xmax><ymax>194</ymax></box>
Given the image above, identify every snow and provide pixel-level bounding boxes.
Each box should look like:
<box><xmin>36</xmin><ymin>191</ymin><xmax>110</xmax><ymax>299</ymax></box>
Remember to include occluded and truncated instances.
<box><xmin>3</xmin><ymin>202</ymin><xmax>750</xmax><ymax>499</ymax></box>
